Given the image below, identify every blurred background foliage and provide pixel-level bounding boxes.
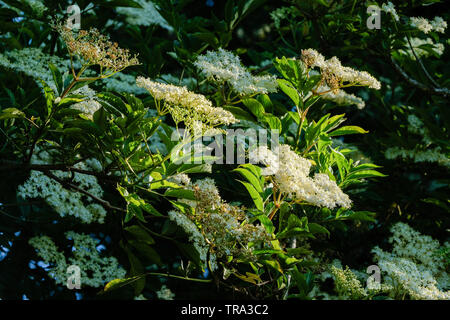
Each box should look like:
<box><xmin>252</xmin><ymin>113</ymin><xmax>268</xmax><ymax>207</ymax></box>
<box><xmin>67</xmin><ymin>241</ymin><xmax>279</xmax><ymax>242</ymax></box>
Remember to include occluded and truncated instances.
<box><xmin>0</xmin><ymin>0</ymin><xmax>448</xmax><ymax>299</ymax></box>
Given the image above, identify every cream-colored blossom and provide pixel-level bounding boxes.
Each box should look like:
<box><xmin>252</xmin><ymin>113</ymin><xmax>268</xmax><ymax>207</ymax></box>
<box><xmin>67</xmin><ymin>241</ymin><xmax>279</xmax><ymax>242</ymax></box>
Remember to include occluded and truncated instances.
<box><xmin>194</xmin><ymin>48</ymin><xmax>278</xmax><ymax>95</ymax></box>
<box><xmin>17</xmin><ymin>147</ymin><xmax>107</xmax><ymax>224</ymax></box>
<box><xmin>156</xmin><ymin>285</ymin><xmax>176</xmax><ymax>300</ymax></box>
<box><xmin>136</xmin><ymin>76</ymin><xmax>238</xmax><ymax>132</ymax></box>
<box><xmin>250</xmin><ymin>144</ymin><xmax>351</xmax><ymax>209</ymax></box>
<box><xmin>300</xmin><ymin>49</ymin><xmax>381</xmax><ymax>91</ymax></box>
<box><xmin>410</xmin><ymin>17</ymin><xmax>433</xmax><ymax>34</ymax></box>
<box><xmin>381</xmin><ymin>2</ymin><xmax>399</xmax><ymax>21</ymax></box>
<box><xmin>29</xmin><ymin>232</ymin><xmax>126</xmax><ymax>287</ymax></box>
<box><xmin>170</xmin><ymin>177</ymin><xmax>272</xmax><ymax>264</ymax></box>
<box><xmin>372</xmin><ymin>222</ymin><xmax>450</xmax><ymax>300</ymax></box>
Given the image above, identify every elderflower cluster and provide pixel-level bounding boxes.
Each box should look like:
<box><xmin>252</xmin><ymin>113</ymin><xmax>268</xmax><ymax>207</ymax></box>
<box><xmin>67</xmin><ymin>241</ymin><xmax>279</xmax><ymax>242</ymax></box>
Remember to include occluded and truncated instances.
<box><xmin>29</xmin><ymin>232</ymin><xmax>126</xmax><ymax>288</ymax></box>
<box><xmin>301</xmin><ymin>49</ymin><xmax>381</xmax><ymax>91</ymax></box>
<box><xmin>385</xmin><ymin>114</ymin><xmax>449</xmax><ymax>168</ymax></box>
<box><xmin>170</xmin><ymin>177</ymin><xmax>272</xmax><ymax>265</ymax></box>
<box><xmin>17</xmin><ymin>147</ymin><xmax>107</xmax><ymax>224</ymax></box>
<box><xmin>316</xmin><ymin>84</ymin><xmax>365</xmax><ymax>109</ymax></box>
<box><xmin>385</xmin><ymin>146</ymin><xmax>450</xmax><ymax>168</ymax></box>
<box><xmin>0</xmin><ymin>47</ymin><xmax>72</xmax><ymax>93</ymax></box>
<box><xmin>56</xmin><ymin>25</ymin><xmax>139</xmax><ymax>73</ymax></box>
<box><xmin>156</xmin><ymin>285</ymin><xmax>176</xmax><ymax>300</ymax></box>
<box><xmin>330</xmin><ymin>265</ymin><xmax>367</xmax><ymax>299</ymax></box>
<box><xmin>372</xmin><ymin>222</ymin><xmax>450</xmax><ymax>300</ymax></box>
<box><xmin>116</xmin><ymin>0</ymin><xmax>173</xmax><ymax>31</ymax></box>
<box><xmin>381</xmin><ymin>2</ymin><xmax>399</xmax><ymax>21</ymax></box>
<box><xmin>194</xmin><ymin>48</ymin><xmax>278</xmax><ymax>96</ymax></box>
<box><xmin>136</xmin><ymin>76</ymin><xmax>238</xmax><ymax>133</ymax></box>
<box><xmin>1</xmin><ymin>0</ymin><xmax>47</xmax><ymax>18</ymax></box>
<box><xmin>250</xmin><ymin>144</ymin><xmax>352</xmax><ymax>209</ymax></box>
<box><xmin>70</xmin><ymin>86</ymin><xmax>102</xmax><ymax>118</ymax></box>
<box><xmin>410</xmin><ymin>16</ymin><xmax>447</xmax><ymax>34</ymax></box>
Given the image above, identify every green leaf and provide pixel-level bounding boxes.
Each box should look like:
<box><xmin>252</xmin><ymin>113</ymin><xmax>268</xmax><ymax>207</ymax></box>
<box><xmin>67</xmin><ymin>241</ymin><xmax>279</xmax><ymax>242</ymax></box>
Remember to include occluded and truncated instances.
<box><xmin>125</xmin><ymin>225</ymin><xmax>155</xmax><ymax>245</ymax></box>
<box><xmin>128</xmin><ymin>240</ymin><xmax>162</xmax><ymax>265</ymax></box>
<box><xmin>345</xmin><ymin>170</ymin><xmax>387</xmax><ymax>180</ymax></box>
<box><xmin>242</xmin><ymin>98</ymin><xmax>265</xmax><ymax>118</ymax></box>
<box><xmin>126</xmin><ymin>249</ymin><xmax>146</xmax><ymax>296</ymax></box>
<box><xmin>238</xmin><ymin>180</ymin><xmax>264</xmax><ymax>211</ymax></box>
<box><xmin>164</xmin><ymin>188</ymin><xmax>196</xmax><ymax>200</ymax></box>
<box><xmin>127</xmin><ymin>203</ymin><xmax>146</xmax><ymax>222</ymax></box>
<box><xmin>251</xmin><ymin>213</ymin><xmax>275</xmax><ymax>234</ymax></box>
<box><xmin>329</xmin><ymin>126</ymin><xmax>369</xmax><ymax>136</ymax></box>
<box><xmin>277</xmin><ymin>79</ymin><xmax>300</xmax><ymax>106</ymax></box>
<box><xmin>222</xmin><ymin>105</ymin><xmax>255</xmax><ymax>121</ymax></box>
<box><xmin>48</xmin><ymin>63</ymin><xmax>63</xmax><ymax>95</ymax></box>
<box><xmin>233</xmin><ymin>165</ymin><xmax>264</xmax><ymax>193</ymax></box>
<box><xmin>263</xmin><ymin>114</ymin><xmax>282</xmax><ymax>132</ymax></box>
<box><xmin>308</xmin><ymin>223</ymin><xmax>330</xmax><ymax>237</ymax></box>
<box><xmin>103</xmin><ymin>276</ymin><xmax>141</xmax><ymax>293</ymax></box>
<box><xmin>0</xmin><ymin>107</ymin><xmax>25</xmax><ymax>120</ymax></box>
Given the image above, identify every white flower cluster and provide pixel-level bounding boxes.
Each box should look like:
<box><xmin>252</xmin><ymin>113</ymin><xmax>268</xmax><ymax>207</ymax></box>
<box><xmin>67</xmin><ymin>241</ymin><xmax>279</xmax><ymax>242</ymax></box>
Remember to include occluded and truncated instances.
<box><xmin>116</xmin><ymin>0</ymin><xmax>173</xmax><ymax>31</ymax></box>
<box><xmin>194</xmin><ymin>48</ymin><xmax>278</xmax><ymax>96</ymax></box>
<box><xmin>311</xmin><ymin>259</ymin><xmax>391</xmax><ymax>300</ymax></box>
<box><xmin>385</xmin><ymin>114</ymin><xmax>449</xmax><ymax>168</ymax></box>
<box><xmin>407</xmin><ymin>114</ymin><xmax>432</xmax><ymax>144</ymax></box>
<box><xmin>0</xmin><ymin>48</ymin><xmax>71</xmax><ymax>93</ymax></box>
<box><xmin>330</xmin><ymin>265</ymin><xmax>367</xmax><ymax>299</ymax></box>
<box><xmin>372</xmin><ymin>222</ymin><xmax>450</xmax><ymax>300</ymax></box>
<box><xmin>0</xmin><ymin>0</ymin><xmax>47</xmax><ymax>18</ymax></box>
<box><xmin>410</xmin><ymin>16</ymin><xmax>447</xmax><ymax>34</ymax></box>
<box><xmin>17</xmin><ymin>148</ymin><xmax>107</xmax><ymax>224</ymax></box>
<box><xmin>250</xmin><ymin>144</ymin><xmax>352</xmax><ymax>209</ymax></box>
<box><xmin>156</xmin><ymin>284</ymin><xmax>176</xmax><ymax>300</ymax></box>
<box><xmin>29</xmin><ymin>232</ymin><xmax>126</xmax><ymax>288</ymax></box>
<box><xmin>399</xmin><ymin>37</ymin><xmax>445</xmax><ymax>59</ymax></box>
<box><xmin>136</xmin><ymin>76</ymin><xmax>238</xmax><ymax>132</ymax></box>
<box><xmin>170</xmin><ymin>177</ymin><xmax>272</xmax><ymax>266</ymax></box>
<box><xmin>70</xmin><ymin>86</ymin><xmax>102</xmax><ymax>118</ymax></box>
<box><xmin>317</xmin><ymin>84</ymin><xmax>365</xmax><ymax>109</ymax></box>
<box><xmin>301</xmin><ymin>48</ymin><xmax>381</xmax><ymax>90</ymax></box>
<box><xmin>381</xmin><ymin>2</ymin><xmax>399</xmax><ymax>21</ymax></box>
<box><xmin>385</xmin><ymin>146</ymin><xmax>450</xmax><ymax>168</ymax></box>
<box><xmin>168</xmin><ymin>173</ymin><xmax>191</xmax><ymax>187</ymax></box>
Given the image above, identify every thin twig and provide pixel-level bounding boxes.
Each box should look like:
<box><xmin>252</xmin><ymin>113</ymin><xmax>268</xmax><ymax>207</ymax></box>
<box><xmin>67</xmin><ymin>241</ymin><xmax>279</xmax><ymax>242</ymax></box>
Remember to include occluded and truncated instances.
<box><xmin>42</xmin><ymin>170</ymin><xmax>126</xmax><ymax>213</ymax></box>
<box><xmin>390</xmin><ymin>57</ymin><xmax>450</xmax><ymax>98</ymax></box>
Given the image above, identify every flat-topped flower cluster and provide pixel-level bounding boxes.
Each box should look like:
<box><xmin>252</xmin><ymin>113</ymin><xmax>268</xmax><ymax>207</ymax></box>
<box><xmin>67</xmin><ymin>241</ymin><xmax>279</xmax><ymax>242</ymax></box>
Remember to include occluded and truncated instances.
<box><xmin>168</xmin><ymin>176</ymin><xmax>272</xmax><ymax>269</ymax></box>
<box><xmin>136</xmin><ymin>76</ymin><xmax>238</xmax><ymax>133</ymax></box>
<box><xmin>250</xmin><ymin>144</ymin><xmax>352</xmax><ymax>209</ymax></box>
<box><xmin>301</xmin><ymin>48</ymin><xmax>381</xmax><ymax>91</ymax></box>
<box><xmin>194</xmin><ymin>48</ymin><xmax>278</xmax><ymax>96</ymax></box>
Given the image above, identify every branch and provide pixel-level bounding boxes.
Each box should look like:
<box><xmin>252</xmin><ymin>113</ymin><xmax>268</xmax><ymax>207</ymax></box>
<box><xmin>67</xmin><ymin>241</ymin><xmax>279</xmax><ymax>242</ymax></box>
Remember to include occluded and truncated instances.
<box><xmin>42</xmin><ymin>170</ymin><xmax>126</xmax><ymax>213</ymax></box>
<box><xmin>405</xmin><ymin>35</ymin><xmax>440</xmax><ymax>88</ymax></box>
<box><xmin>390</xmin><ymin>57</ymin><xmax>450</xmax><ymax>98</ymax></box>
<box><xmin>0</xmin><ymin>160</ymin><xmax>119</xmax><ymax>182</ymax></box>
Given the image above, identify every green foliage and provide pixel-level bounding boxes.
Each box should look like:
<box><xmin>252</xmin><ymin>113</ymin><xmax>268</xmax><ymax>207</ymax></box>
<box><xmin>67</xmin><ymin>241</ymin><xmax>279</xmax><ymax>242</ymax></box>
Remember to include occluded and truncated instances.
<box><xmin>0</xmin><ymin>0</ymin><xmax>448</xmax><ymax>301</ymax></box>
